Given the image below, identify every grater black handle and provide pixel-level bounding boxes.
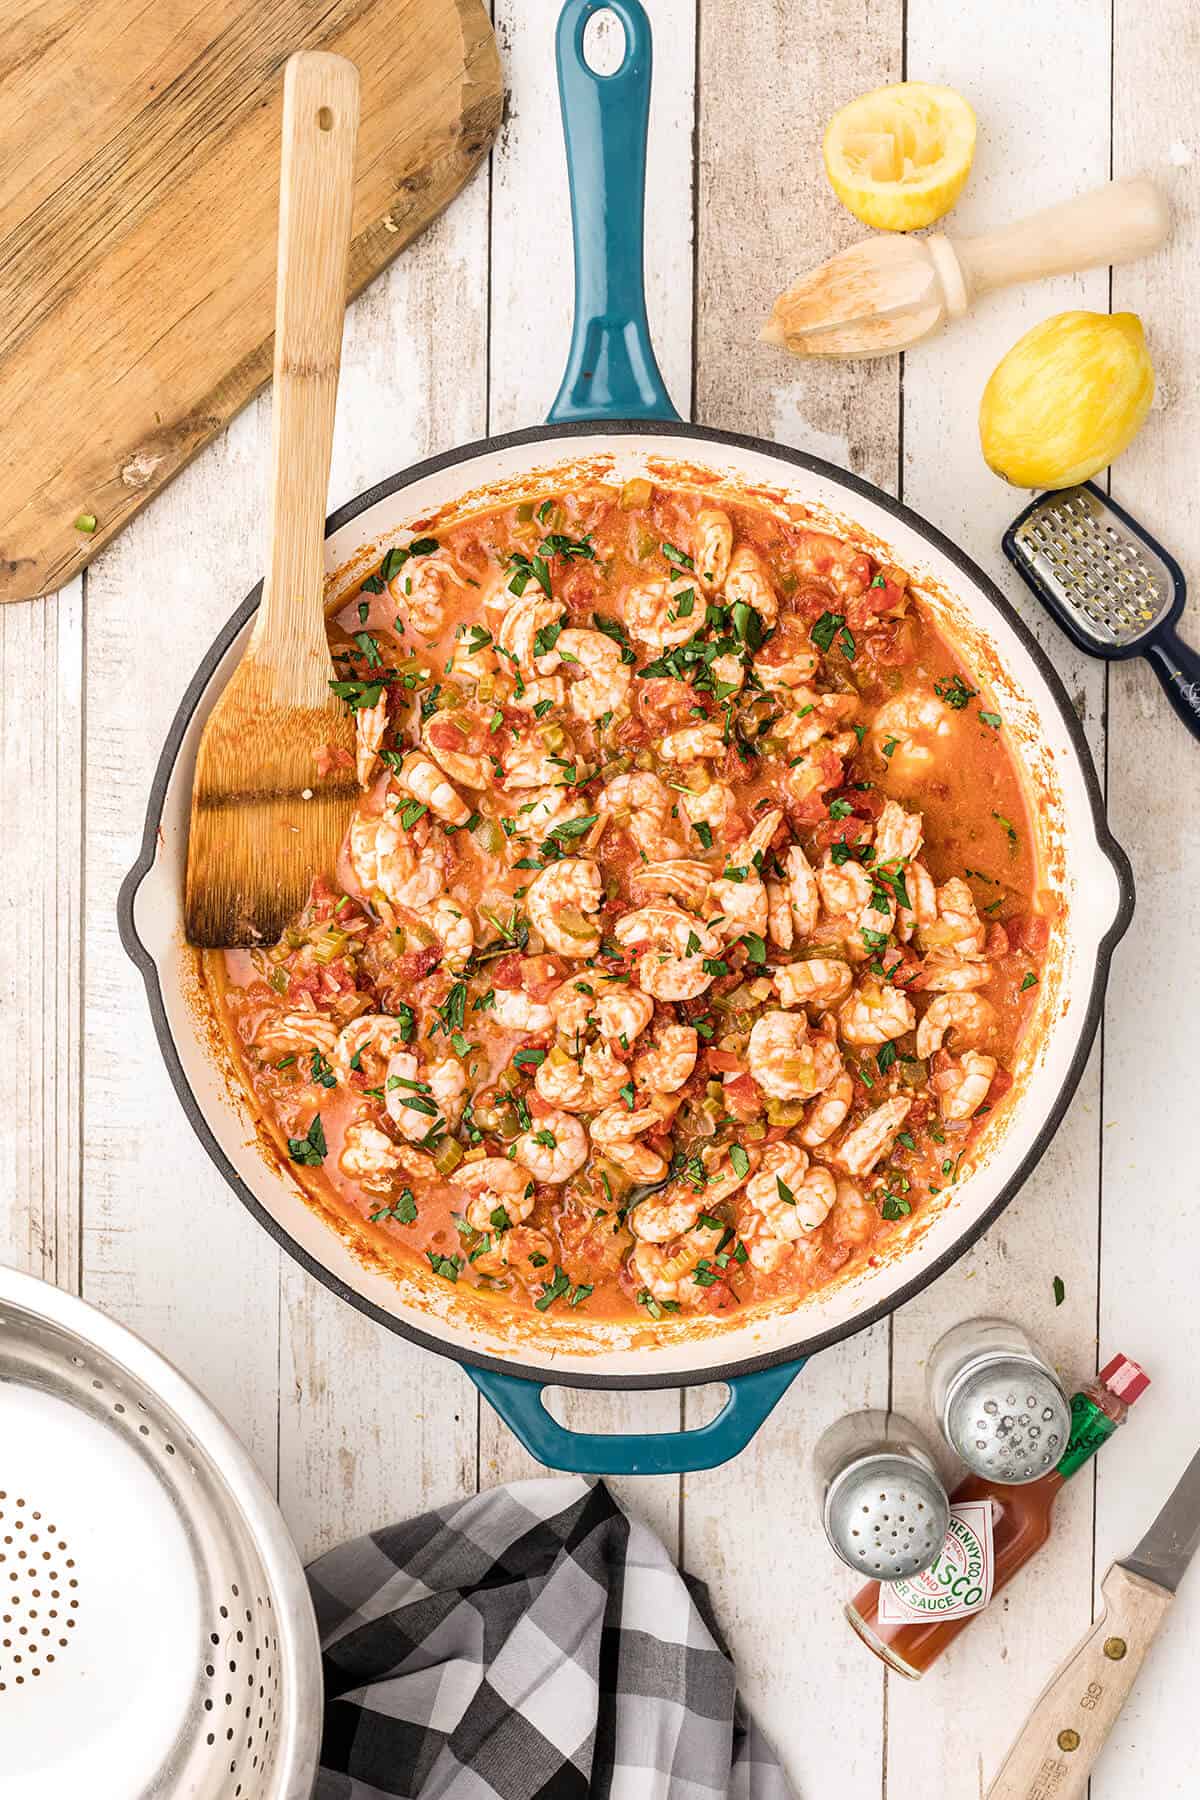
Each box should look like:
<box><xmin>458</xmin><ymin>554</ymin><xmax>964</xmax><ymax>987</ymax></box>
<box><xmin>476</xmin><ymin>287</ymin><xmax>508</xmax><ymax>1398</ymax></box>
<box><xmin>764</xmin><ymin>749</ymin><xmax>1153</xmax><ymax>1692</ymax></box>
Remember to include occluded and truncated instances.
<box><xmin>1144</xmin><ymin>624</ymin><xmax>1200</xmax><ymax>743</ymax></box>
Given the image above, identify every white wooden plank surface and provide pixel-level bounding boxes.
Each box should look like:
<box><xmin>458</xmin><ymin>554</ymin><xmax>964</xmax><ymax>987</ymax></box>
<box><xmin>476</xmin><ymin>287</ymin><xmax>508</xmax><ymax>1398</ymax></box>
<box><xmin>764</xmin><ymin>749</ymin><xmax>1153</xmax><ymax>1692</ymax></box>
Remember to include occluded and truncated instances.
<box><xmin>2</xmin><ymin>3</ymin><xmax>1197</xmax><ymax>1794</ymax></box>
<box><xmin>888</xmin><ymin>5</ymin><xmax>1114</xmax><ymax>1797</ymax></box>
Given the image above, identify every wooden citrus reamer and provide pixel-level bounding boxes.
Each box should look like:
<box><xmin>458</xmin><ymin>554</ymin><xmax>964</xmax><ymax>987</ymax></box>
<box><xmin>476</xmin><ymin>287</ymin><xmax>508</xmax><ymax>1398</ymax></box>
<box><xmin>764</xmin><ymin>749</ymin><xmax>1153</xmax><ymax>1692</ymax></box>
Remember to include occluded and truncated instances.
<box><xmin>185</xmin><ymin>51</ymin><xmax>360</xmax><ymax>947</ymax></box>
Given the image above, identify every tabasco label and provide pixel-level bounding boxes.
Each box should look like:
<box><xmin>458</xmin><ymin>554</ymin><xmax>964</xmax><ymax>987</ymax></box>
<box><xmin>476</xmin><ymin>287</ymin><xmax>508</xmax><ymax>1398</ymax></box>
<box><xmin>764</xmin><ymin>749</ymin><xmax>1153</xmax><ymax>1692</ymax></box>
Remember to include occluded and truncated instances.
<box><xmin>877</xmin><ymin>1500</ymin><xmax>995</xmax><ymax>1623</ymax></box>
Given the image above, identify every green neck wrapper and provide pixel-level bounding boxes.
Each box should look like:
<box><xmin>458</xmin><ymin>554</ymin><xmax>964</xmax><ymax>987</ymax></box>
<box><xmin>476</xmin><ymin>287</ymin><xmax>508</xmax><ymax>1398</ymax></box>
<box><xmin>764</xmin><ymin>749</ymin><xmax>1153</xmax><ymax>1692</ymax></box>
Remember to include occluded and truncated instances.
<box><xmin>1057</xmin><ymin>1392</ymin><xmax>1118</xmax><ymax>1480</ymax></box>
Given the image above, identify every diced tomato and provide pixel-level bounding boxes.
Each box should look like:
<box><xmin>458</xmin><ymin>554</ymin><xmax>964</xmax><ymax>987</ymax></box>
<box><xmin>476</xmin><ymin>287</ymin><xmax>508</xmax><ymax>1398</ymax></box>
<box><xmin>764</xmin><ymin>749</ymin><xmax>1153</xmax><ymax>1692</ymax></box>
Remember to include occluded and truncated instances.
<box><xmin>428</xmin><ymin>716</ymin><xmax>487</xmax><ymax>755</ymax></box>
<box><xmin>985</xmin><ymin>923</ymin><xmax>1010</xmax><ymax>958</ymax></box>
<box><xmin>520</xmin><ymin>953</ymin><xmax>567</xmax><ymax>1001</ymax></box>
<box><xmin>986</xmin><ymin>1067</ymin><xmax>1015</xmax><ymax>1106</ymax></box>
<box><xmin>700</xmin><ymin>1278</ymin><xmax>739</xmax><ymax>1313</ymax></box>
<box><xmin>559</xmin><ymin>562</ymin><xmax>602</xmax><ymax>613</ymax></box>
<box><xmin>883</xmin><ymin>945</ymin><xmax>922</xmax><ymax>988</ymax></box>
<box><xmin>722</xmin><ymin>1072</ymin><xmax>761</xmax><ymax>1113</ymax></box>
<box><xmin>855</xmin><ymin>614</ymin><xmax>914</xmax><ymax>663</ymax></box>
<box><xmin>314</xmin><ymin>743</ymin><xmax>355</xmax><ymax>777</ymax></box>
<box><xmin>706</xmin><ymin>1049</ymin><xmax>746</xmax><ymax>1074</ymax></box>
<box><xmin>613</xmin><ymin>715</ymin><xmax>651</xmax><ymax>748</ymax></box>
<box><xmin>396</xmin><ymin>947</ymin><xmax>440</xmax><ymax>982</ymax></box>
<box><xmin>490</xmin><ymin>953</ymin><xmax>526</xmax><ymax>989</ymax></box>
<box><xmin>1008</xmin><ymin>914</ymin><xmax>1050</xmax><ymax>955</ymax></box>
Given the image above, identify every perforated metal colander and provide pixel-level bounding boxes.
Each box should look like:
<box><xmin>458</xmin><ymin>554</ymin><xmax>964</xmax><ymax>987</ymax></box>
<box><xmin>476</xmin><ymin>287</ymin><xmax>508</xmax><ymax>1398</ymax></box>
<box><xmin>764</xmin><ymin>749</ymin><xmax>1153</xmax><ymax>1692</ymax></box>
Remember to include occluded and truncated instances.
<box><xmin>0</xmin><ymin>1266</ymin><xmax>321</xmax><ymax>1799</ymax></box>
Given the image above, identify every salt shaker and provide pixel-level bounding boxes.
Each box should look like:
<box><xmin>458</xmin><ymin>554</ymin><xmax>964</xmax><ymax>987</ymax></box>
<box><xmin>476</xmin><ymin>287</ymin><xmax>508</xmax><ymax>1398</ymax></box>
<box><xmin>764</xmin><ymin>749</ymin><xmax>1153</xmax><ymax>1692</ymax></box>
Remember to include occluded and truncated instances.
<box><xmin>813</xmin><ymin>1410</ymin><xmax>950</xmax><ymax>1580</ymax></box>
<box><xmin>928</xmin><ymin>1317</ymin><xmax>1071</xmax><ymax>1484</ymax></box>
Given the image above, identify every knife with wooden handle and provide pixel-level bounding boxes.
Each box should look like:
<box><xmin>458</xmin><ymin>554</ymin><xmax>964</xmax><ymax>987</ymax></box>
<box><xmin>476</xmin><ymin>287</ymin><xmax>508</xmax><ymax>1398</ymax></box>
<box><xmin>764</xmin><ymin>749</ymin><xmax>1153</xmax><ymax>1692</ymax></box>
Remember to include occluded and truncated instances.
<box><xmin>987</xmin><ymin>1445</ymin><xmax>1200</xmax><ymax>1799</ymax></box>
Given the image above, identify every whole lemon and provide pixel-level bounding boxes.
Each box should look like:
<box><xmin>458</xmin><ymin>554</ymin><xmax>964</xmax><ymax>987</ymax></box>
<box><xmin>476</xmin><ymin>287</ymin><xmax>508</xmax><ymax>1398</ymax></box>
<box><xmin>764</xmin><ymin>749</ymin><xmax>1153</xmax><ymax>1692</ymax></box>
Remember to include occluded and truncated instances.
<box><xmin>979</xmin><ymin>311</ymin><xmax>1154</xmax><ymax>489</ymax></box>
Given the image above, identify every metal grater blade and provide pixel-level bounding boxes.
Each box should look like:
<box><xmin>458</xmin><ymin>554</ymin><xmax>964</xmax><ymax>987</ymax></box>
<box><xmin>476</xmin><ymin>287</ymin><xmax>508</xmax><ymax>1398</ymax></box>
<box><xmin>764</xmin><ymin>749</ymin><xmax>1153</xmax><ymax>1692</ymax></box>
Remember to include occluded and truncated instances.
<box><xmin>1009</xmin><ymin>485</ymin><xmax>1175</xmax><ymax>648</ymax></box>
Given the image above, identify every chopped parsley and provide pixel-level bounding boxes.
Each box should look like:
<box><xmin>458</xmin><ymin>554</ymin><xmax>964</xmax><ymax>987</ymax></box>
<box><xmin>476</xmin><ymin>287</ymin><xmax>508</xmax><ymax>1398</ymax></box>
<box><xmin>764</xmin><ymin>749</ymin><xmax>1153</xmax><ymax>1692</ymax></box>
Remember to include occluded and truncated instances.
<box><xmin>810</xmin><ymin>611</ymin><xmax>846</xmax><ymax>655</ymax></box>
<box><xmin>1052</xmin><ymin>1275</ymin><xmax>1066</xmax><ymax>1307</ymax></box>
<box><xmin>934</xmin><ymin>673</ymin><xmax>978</xmax><ymax>710</ymax></box>
<box><xmin>287</xmin><ymin>1115</ymin><xmax>327</xmax><ymax>1166</ymax></box>
<box><xmin>370</xmin><ymin>1188</ymin><xmax>418</xmax><ymax>1226</ymax></box>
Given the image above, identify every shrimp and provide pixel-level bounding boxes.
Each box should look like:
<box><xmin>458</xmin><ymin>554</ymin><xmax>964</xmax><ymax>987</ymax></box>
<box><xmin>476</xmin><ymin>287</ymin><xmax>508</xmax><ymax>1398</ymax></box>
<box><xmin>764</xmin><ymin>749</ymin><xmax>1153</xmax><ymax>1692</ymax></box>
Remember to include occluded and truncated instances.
<box><xmin>509</xmin><ymin>675</ymin><xmax>566</xmax><ymax>713</ymax></box>
<box><xmin>677</xmin><ymin>778</ymin><xmax>734</xmax><ymax>838</ymax></box>
<box><xmin>659</xmin><ymin>721</ymin><xmax>726</xmax><ymax>762</ymax></box>
<box><xmin>393</xmin><ymin>752</ymin><xmax>471</xmax><ymax>827</ymax></box>
<box><xmin>632</xmin><ymin>1022</ymin><xmax>699</xmax><ymax>1092</ymax></box>
<box><xmin>534</xmin><ymin>1049</ymin><xmax>593</xmax><ymax>1112</ymax></box>
<box><xmin>628</xmin><ymin>1185</ymin><xmax>706</xmax><ymax>1244</ymax></box>
<box><xmin>921</xmin><ymin>877</ymin><xmax>986</xmax><ymax>958</ymax></box>
<box><xmin>389</xmin><ymin>549</ymin><xmax>468</xmax><ymax>638</ymax></box>
<box><xmin>723</xmin><ymin>542</ymin><xmax>778</xmax><ymax>628</ymax></box>
<box><xmin>580</xmin><ymin>1040</ymin><xmax>633</xmax><ymax>1106</ymax></box>
<box><xmin>873</xmin><ymin>799</ymin><xmax>924</xmax><ymax>867</ymax></box>
<box><xmin>501</xmin><ymin>786</ymin><xmax>591</xmax><ymax>854</ymax></box>
<box><xmin>496</xmin><ymin>590</ymin><xmax>566</xmax><ymax>675</ymax></box>
<box><xmin>799</xmin><ymin>1070</ymin><xmax>854</xmax><ymax>1148</ymax></box>
<box><xmin>254</xmin><ymin>1009</ymin><xmax>339</xmax><ymax>1058</ymax></box>
<box><xmin>450</xmin><ymin>1158</ymin><xmax>537</xmax><ymax>1232</ymax></box>
<box><xmin>384</xmin><ymin>1052</ymin><xmax>468</xmax><ymax>1142</ymax></box>
<box><xmin>623</xmin><ymin>574</ymin><xmax>704</xmax><ymax>649</ymax></box>
<box><xmin>772</xmin><ymin>844</ymin><xmax>819</xmax><ymax>946</ymax></box>
<box><xmin>696</xmin><ymin>1142</ymin><xmax>760</xmax><ymax>1203</ymax></box>
<box><xmin>548</xmin><ymin>974</ymin><xmax>652</xmax><ymax>1048</ymax></box>
<box><xmin>526</xmin><ymin>857</ymin><xmax>603</xmax><ymax>958</ymax></box>
<box><xmin>604</xmin><ymin>1138</ymin><xmax>671</xmax><ymax>1182</ymax></box>
<box><xmin>817</xmin><ymin>856</ymin><xmax>873</xmax><ymax>920</ymax></box>
<box><xmin>916</xmin><ymin>992</ymin><xmax>996</xmax><ymax>1058</ymax></box>
<box><xmin>745</xmin><ymin>1142</ymin><xmax>837</xmax><ymax>1236</ymax></box>
<box><xmin>921</xmin><ymin>959</ymin><xmax>994</xmax><ymax>993</ymax></box>
<box><xmin>896</xmin><ymin>862</ymin><xmax>937</xmax><ymax>943</ymax></box>
<box><xmin>421</xmin><ymin>710</ymin><xmax>492</xmax><ymax>790</ymax></box>
<box><xmin>932</xmin><ymin>1050</ymin><xmax>998</xmax><ymax>1123</ymax></box>
<box><xmin>753</xmin><ymin>631</ymin><xmax>820</xmax><ymax>696</ymax></box>
<box><xmin>340</xmin><ymin>1117</ymin><xmax>402</xmax><ymax>1194</ymax></box>
<box><xmin>612</xmin><ymin>905</ymin><xmax>721</xmax><ymax>1002</ymax></box>
<box><xmin>349</xmin><ymin>808</ymin><xmax>447</xmax><ymax>909</ymax></box>
<box><xmin>748</xmin><ymin>1010</ymin><xmax>842</xmax><ymax>1099</ymax></box>
<box><xmin>355</xmin><ymin>694</ymin><xmax>389</xmax><ymax>788</ymax></box>
<box><xmin>470</xmin><ymin>1225</ymin><xmax>555</xmax><ymax>1284</ymax></box>
<box><xmin>835</xmin><ymin>1097</ymin><xmax>912</xmax><ymax>1178</ymax></box>
<box><xmin>330</xmin><ymin>1013</ymin><xmax>409</xmax><ymax>1084</ymax></box>
<box><xmin>602</xmin><ymin>770</ymin><xmax>690</xmax><ymax>858</ymax></box>
<box><xmin>777</xmin><ymin>693</ymin><xmax>860</xmax><ymax>754</ymax></box>
<box><xmin>501</xmin><ymin>738</ymin><xmax>578</xmax><ymax>790</ymax></box>
<box><xmin>515</xmin><ymin>1110</ymin><xmax>589</xmax><ymax>1183</ymax></box>
<box><xmin>838</xmin><ymin>978</ymin><xmax>916</xmax><ymax>1047</ymax></box>
<box><xmin>557</xmin><ymin>627</ymin><xmax>632</xmax><ymax>721</ymax></box>
<box><xmin>429</xmin><ymin>896</ymin><xmax>474</xmax><ymax>972</ymax></box>
<box><xmin>492</xmin><ymin>986</ymin><xmax>555</xmax><ymax>1033</ymax></box>
<box><xmin>589</xmin><ymin>1094</ymin><xmax>677</xmax><ymax>1151</ymax></box>
<box><xmin>870</xmin><ymin>691</ymin><xmax>952</xmax><ymax>781</ymax></box>
<box><xmin>631</xmin><ymin>859</ymin><xmax>712</xmax><ymax>910</ymax></box>
<box><xmin>632</xmin><ymin>1222</ymin><xmax>725</xmax><ymax>1307</ymax></box>
<box><xmin>450</xmin><ymin>621</ymin><xmax>498</xmax><ymax>685</ymax></box>
<box><xmin>708</xmin><ymin>867</ymin><xmax>769</xmax><ymax>941</ymax></box>
<box><xmin>829</xmin><ymin>1178</ymin><xmax>876</xmax><ymax>1247</ymax></box>
<box><xmin>694</xmin><ymin>508</ymin><xmax>733</xmax><ymax>589</ymax></box>
<box><xmin>775</xmin><ymin>958</ymin><xmax>852</xmax><ymax>1010</ymax></box>
<box><xmin>792</xmin><ymin>528</ymin><xmax>871</xmax><ymax>598</ymax></box>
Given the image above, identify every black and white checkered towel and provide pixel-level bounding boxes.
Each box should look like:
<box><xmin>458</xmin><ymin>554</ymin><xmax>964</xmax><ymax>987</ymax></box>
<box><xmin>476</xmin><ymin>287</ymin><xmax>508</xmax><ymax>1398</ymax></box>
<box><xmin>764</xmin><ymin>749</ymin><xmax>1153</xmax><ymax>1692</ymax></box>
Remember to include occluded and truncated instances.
<box><xmin>308</xmin><ymin>1476</ymin><xmax>796</xmax><ymax>1799</ymax></box>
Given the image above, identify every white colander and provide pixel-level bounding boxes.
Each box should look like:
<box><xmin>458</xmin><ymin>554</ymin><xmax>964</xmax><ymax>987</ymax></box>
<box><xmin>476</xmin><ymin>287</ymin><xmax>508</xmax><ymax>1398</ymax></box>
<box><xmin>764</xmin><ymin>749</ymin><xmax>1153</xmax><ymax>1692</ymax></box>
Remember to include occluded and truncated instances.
<box><xmin>0</xmin><ymin>1265</ymin><xmax>322</xmax><ymax>1799</ymax></box>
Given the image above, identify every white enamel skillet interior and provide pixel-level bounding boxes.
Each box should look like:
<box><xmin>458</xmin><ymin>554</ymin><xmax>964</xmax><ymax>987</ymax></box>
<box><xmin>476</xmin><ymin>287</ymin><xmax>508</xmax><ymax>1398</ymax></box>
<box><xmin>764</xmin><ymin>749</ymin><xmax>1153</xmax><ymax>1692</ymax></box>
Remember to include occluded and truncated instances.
<box><xmin>120</xmin><ymin>420</ymin><xmax>1134</xmax><ymax>1407</ymax></box>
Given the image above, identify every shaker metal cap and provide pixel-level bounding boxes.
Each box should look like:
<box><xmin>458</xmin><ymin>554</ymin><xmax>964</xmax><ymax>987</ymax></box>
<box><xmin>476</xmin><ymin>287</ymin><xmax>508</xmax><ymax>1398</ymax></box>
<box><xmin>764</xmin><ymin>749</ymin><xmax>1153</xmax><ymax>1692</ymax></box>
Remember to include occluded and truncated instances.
<box><xmin>943</xmin><ymin>1354</ymin><xmax>1071</xmax><ymax>1483</ymax></box>
<box><xmin>823</xmin><ymin>1452</ymin><xmax>950</xmax><ymax>1580</ymax></box>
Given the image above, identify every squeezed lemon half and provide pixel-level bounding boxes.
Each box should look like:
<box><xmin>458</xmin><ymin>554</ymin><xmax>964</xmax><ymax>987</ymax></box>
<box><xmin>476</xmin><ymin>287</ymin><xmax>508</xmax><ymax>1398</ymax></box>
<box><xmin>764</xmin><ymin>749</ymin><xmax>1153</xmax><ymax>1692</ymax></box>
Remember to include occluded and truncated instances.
<box><xmin>823</xmin><ymin>82</ymin><xmax>977</xmax><ymax>231</ymax></box>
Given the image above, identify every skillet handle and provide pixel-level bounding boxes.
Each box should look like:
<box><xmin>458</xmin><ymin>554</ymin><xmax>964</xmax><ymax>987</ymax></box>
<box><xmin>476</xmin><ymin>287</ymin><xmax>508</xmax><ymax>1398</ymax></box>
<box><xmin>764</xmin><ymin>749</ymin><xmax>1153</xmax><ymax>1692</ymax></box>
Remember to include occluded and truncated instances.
<box><xmin>547</xmin><ymin>0</ymin><xmax>680</xmax><ymax>423</ymax></box>
<box><xmin>469</xmin><ymin>1362</ymin><xmax>805</xmax><ymax>1474</ymax></box>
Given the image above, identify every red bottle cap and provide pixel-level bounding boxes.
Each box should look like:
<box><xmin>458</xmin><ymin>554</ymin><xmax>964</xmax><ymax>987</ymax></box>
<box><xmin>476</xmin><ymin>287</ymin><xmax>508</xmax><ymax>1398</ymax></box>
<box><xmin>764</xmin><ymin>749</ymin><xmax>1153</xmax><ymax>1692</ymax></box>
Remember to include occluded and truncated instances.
<box><xmin>1098</xmin><ymin>1353</ymin><xmax>1150</xmax><ymax>1404</ymax></box>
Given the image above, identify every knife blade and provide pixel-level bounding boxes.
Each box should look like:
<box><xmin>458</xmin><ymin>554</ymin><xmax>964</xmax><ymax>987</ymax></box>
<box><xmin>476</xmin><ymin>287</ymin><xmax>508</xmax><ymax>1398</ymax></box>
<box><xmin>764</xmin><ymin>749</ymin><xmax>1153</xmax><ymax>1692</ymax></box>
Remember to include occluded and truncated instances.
<box><xmin>1118</xmin><ymin>1443</ymin><xmax>1200</xmax><ymax>1592</ymax></box>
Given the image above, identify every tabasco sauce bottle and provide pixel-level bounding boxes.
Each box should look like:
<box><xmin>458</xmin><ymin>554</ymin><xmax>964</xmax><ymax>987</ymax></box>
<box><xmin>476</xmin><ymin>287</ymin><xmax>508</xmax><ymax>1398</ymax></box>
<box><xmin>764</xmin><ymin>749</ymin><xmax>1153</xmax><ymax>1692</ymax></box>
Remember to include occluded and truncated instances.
<box><xmin>844</xmin><ymin>1350</ymin><xmax>1150</xmax><ymax>1678</ymax></box>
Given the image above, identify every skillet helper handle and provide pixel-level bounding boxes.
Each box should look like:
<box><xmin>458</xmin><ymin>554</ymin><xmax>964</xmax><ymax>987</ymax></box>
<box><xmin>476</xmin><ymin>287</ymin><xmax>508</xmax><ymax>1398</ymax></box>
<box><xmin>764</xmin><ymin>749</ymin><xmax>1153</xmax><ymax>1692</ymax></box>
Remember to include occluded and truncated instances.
<box><xmin>986</xmin><ymin>1562</ymin><xmax>1173</xmax><ymax>1799</ymax></box>
<box><xmin>469</xmin><ymin>1363</ymin><xmax>804</xmax><ymax>1475</ymax></box>
<box><xmin>548</xmin><ymin>0</ymin><xmax>679</xmax><ymax>423</ymax></box>
<box><xmin>1143</xmin><ymin>624</ymin><xmax>1200</xmax><ymax>743</ymax></box>
<box><xmin>250</xmin><ymin>51</ymin><xmax>360</xmax><ymax>691</ymax></box>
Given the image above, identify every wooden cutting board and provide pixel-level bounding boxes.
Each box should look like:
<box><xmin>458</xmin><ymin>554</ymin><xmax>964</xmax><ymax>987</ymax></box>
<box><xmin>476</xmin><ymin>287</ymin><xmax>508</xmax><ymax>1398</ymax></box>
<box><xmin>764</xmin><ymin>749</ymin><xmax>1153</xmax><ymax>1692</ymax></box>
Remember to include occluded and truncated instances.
<box><xmin>0</xmin><ymin>0</ymin><xmax>502</xmax><ymax>602</ymax></box>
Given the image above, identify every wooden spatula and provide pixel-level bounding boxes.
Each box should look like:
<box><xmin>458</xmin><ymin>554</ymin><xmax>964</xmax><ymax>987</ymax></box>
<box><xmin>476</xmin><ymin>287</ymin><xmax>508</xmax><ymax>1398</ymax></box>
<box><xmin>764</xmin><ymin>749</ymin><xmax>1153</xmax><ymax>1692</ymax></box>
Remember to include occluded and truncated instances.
<box><xmin>763</xmin><ymin>178</ymin><xmax>1169</xmax><ymax>359</ymax></box>
<box><xmin>185</xmin><ymin>52</ymin><xmax>361</xmax><ymax>947</ymax></box>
